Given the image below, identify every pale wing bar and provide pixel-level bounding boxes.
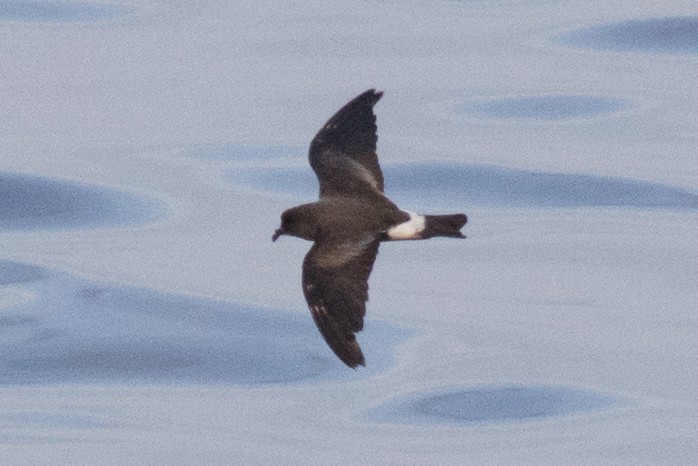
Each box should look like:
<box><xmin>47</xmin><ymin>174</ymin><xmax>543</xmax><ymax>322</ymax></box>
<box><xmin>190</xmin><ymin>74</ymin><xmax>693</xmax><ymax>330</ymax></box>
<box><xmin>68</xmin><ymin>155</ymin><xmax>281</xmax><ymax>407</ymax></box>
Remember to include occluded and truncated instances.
<box><xmin>302</xmin><ymin>237</ymin><xmax>380</xmax><ymax>368</ymax></box>
<box><xmin>308</xmin><ymin>89</ymin><xmax>385</xmax><ymax>198</ymax></box>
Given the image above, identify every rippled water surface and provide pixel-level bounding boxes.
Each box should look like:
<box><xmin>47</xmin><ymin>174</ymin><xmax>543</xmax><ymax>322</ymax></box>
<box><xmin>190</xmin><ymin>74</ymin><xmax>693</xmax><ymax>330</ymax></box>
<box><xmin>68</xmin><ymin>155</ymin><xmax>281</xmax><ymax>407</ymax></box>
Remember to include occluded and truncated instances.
<box><xmin>463</xmin><ymin>95</ymin><xmax>624</xmax><ymax>120</ymax></box>
<box><xmin>0</xmin><ymin>173</ymin><xmax>163</xmax><ymax>230</ymax></box>
<box><xmin>370</xmin><ymin>385</ymin><xmax>616</xmax><ymax>425</ymax></box>
<box><xmin>229</xmin><ymin>162</ymin><xmax>698</xmax><ymax>210</ymax></box>
<box><xmin>0</xmin><ymin>261</ymin><xmax>405</xmax><ymax>385</ymax></box>
<box><xmin>3</xmin><ymin>1</ymin><xmax>698</xmax><ymax>463</ymax></box>
<box><xmin>0</xmin><ymin>1</ymin><xmax>127</xmax><ymax>22</ymax></box>
<box><xmin>560</xmin><ymin>16</ymin><xmax>698</xmax><ymax>54</ymax></box>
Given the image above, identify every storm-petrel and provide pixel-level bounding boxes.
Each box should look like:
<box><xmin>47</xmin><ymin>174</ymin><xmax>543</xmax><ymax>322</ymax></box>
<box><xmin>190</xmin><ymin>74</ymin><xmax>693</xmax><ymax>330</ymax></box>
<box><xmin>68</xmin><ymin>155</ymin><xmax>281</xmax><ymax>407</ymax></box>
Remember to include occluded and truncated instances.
<box><xmin>273</xmin><ymin>89</ymin><xmax>467</xmax><ymax>368</ymax></box>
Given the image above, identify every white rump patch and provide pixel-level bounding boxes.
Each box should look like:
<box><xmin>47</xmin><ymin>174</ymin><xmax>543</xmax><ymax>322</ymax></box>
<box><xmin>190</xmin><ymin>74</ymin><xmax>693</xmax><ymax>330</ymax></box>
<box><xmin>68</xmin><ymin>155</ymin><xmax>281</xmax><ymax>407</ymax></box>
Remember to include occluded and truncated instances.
<box><xmin>387</xmin><ymin>211</ymin><xmax>426</xmax><ymax>240</ymax></box>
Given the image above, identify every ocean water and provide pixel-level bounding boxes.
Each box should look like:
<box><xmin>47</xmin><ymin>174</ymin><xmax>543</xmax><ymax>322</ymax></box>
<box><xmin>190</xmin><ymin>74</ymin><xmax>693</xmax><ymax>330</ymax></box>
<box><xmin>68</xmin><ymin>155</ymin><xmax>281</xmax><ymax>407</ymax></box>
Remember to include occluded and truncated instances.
<box><xmin>461</xmin><ymin>95</ymin><xmax>626</xmax><ymax>120</ymax></box>
<box><xmin>229</xmin><ymin>162</ymin><xmax>698</xmax><ymax>209</ymax></box>
<box><xmin>0</xmin><ymin>1</ymin><xmax>127</xmax><ymax>23</ymax></box>
<box><xmin>369</xmin><ymin>384</ymin><xmax>617</xmax><ymax>425</ymax></box>
<box><xmin>0</xmin><ymin>172</ymin><xmax>163</xmax><ymax>230</ymax></box>
<box><xmin>1</xmin><ymin>1</ymin><xmax>697</xmax><ymax>464</ymax></box>
<box><xmin>0</xmin><ymin>261</ymin><xmax>404</xmax><ymax>385</ymax></box>
<box><xmin>560</xmin><ymin>16</ymin><xmax>698</xmax><ymax>55</ymax></box>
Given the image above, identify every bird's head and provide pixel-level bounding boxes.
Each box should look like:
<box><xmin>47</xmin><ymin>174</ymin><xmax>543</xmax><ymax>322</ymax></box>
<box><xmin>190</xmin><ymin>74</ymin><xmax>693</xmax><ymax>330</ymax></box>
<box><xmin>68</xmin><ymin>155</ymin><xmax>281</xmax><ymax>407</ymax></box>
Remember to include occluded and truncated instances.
<box><xmin>272</xmin><ymin>205</ymin><xmax>316</xmax><ymax>242</ymax></box>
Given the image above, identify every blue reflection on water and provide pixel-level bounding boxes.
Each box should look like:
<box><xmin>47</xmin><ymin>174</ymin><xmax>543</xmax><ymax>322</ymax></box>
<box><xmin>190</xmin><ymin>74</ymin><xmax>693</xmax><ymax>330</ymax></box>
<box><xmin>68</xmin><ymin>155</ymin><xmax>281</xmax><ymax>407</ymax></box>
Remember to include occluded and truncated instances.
<box><xmin>560</xmin><ymin>16</ymin><xmax>698</xmax><ymax>54</ymax></box>
<box><xmin>0</xmin><ymin>261</ymin><xmax>405</xmax><ymax>385</ymax></box>
<box><xmin>229</xmin><ymin>163</ymin><xmax>698</xmax><ymax>210</ymax></box>
<box><xmin>1</xmin><ymin>411</ymin><xmax>118</xmax><ymax>429</ymax></box>
<box><xmin>0</xmin><ymin>173</ymin><xmax>163</xmax><ymax>230</ymax></box>
<box><xmin>464</xmin><ymin>95</ymin><xmax>624</xmax><ymax>120</ymax></box>
<box><xmin>370</xmin><ymin>385</ymin><xmax>616</xmax><ymax>425</ymax></box>
<box><xmin>387</xmin><ymin>164</ymin><xmax>698</xmax><ymax>209</ymax></box>
<box><xmin>0</xmin><ymin>262</ymin><xmax>45</xmax><ymax>285</ymax></box>
<box><xmin>0</xmin><ymin>1</ymin><xmax>126</xmax><ymax>22</ymax></box>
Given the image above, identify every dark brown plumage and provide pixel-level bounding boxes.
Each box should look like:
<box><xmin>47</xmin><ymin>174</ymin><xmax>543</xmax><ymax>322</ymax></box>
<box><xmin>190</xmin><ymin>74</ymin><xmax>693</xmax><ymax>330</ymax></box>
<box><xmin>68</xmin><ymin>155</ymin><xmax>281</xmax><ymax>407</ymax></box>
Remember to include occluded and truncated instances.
<box><xmin>273</xmin><ymin>89</ymin><xmax>467</xmax><ymax>368</ymax></box>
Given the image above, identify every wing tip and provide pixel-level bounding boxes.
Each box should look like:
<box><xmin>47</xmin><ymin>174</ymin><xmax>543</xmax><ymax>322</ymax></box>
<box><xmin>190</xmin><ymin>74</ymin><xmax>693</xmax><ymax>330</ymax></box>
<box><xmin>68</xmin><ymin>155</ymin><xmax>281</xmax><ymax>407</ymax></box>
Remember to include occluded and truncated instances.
<box><xmin>363</xmin><ymin>88</ymin><xmax>383</xmax><ymax>106</ymax></box>
<box><xmin>308</xmin><ymin>302</ymin><xmax>367</xmax><ymax>369</ymax></box>
<box><xmin>342</xmin><ymin>350</ymin><xmax>366</xmax><ymax>369</ymax></box>
<box><xmin>330</xmin><ymin>336</ymin><xmax>366</xmax><ymax>369</ymax></box>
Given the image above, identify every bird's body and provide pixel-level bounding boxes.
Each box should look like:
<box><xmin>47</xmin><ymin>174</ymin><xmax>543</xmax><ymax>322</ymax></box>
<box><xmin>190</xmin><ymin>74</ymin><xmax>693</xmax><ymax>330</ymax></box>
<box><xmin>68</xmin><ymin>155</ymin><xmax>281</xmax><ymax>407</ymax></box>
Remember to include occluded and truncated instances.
<box><xmin>278</xmin><ymin>198</ymin><xmax>405</xmax><ymax>242</ymax></box>
<box><xmin>273</xmin><ymin>89</ymin><xmax>467</xmax><ymax>368</ymax></box>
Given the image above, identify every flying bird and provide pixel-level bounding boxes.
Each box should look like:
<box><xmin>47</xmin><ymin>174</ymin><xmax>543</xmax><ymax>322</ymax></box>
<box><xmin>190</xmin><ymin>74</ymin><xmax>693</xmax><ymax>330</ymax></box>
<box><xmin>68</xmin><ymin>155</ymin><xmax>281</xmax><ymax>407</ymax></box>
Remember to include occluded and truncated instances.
<box><xmin>273</xmin><ymin>89</ymin><xmax>467</xmax><ymax>368</ymax></box>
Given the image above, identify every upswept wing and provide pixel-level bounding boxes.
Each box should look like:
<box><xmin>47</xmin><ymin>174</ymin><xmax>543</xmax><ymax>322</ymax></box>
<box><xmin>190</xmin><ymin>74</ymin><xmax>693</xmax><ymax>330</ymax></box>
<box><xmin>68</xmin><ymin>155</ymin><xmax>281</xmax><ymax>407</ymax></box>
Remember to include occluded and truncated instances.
<box><xmin>302</xmin><ymin>235</ymin><xmax>380</xmax><ymax>368</ymax></box>
<box><xmin>309</xmin><ymin>89</ymin><xmax>385</xmax><ymax>198</ymax></box>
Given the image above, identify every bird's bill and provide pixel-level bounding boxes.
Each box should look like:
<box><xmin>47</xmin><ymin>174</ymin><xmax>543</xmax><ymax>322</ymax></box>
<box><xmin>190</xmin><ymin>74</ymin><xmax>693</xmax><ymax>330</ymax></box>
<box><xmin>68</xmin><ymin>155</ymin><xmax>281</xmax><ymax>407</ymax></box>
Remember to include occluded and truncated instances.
<box><xmin>272</xmin><ymin>228</ymin><xmax>284</xmax><ymax>242</ymax></box>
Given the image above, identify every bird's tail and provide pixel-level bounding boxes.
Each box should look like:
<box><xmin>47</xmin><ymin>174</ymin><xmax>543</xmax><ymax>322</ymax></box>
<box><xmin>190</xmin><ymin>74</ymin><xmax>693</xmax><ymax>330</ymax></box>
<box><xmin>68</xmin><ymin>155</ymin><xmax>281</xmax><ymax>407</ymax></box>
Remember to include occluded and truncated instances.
<box><xmin>422</xmin><ymin>213</ymin><xmax>468</xmax><ymax>239</ymax></box>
